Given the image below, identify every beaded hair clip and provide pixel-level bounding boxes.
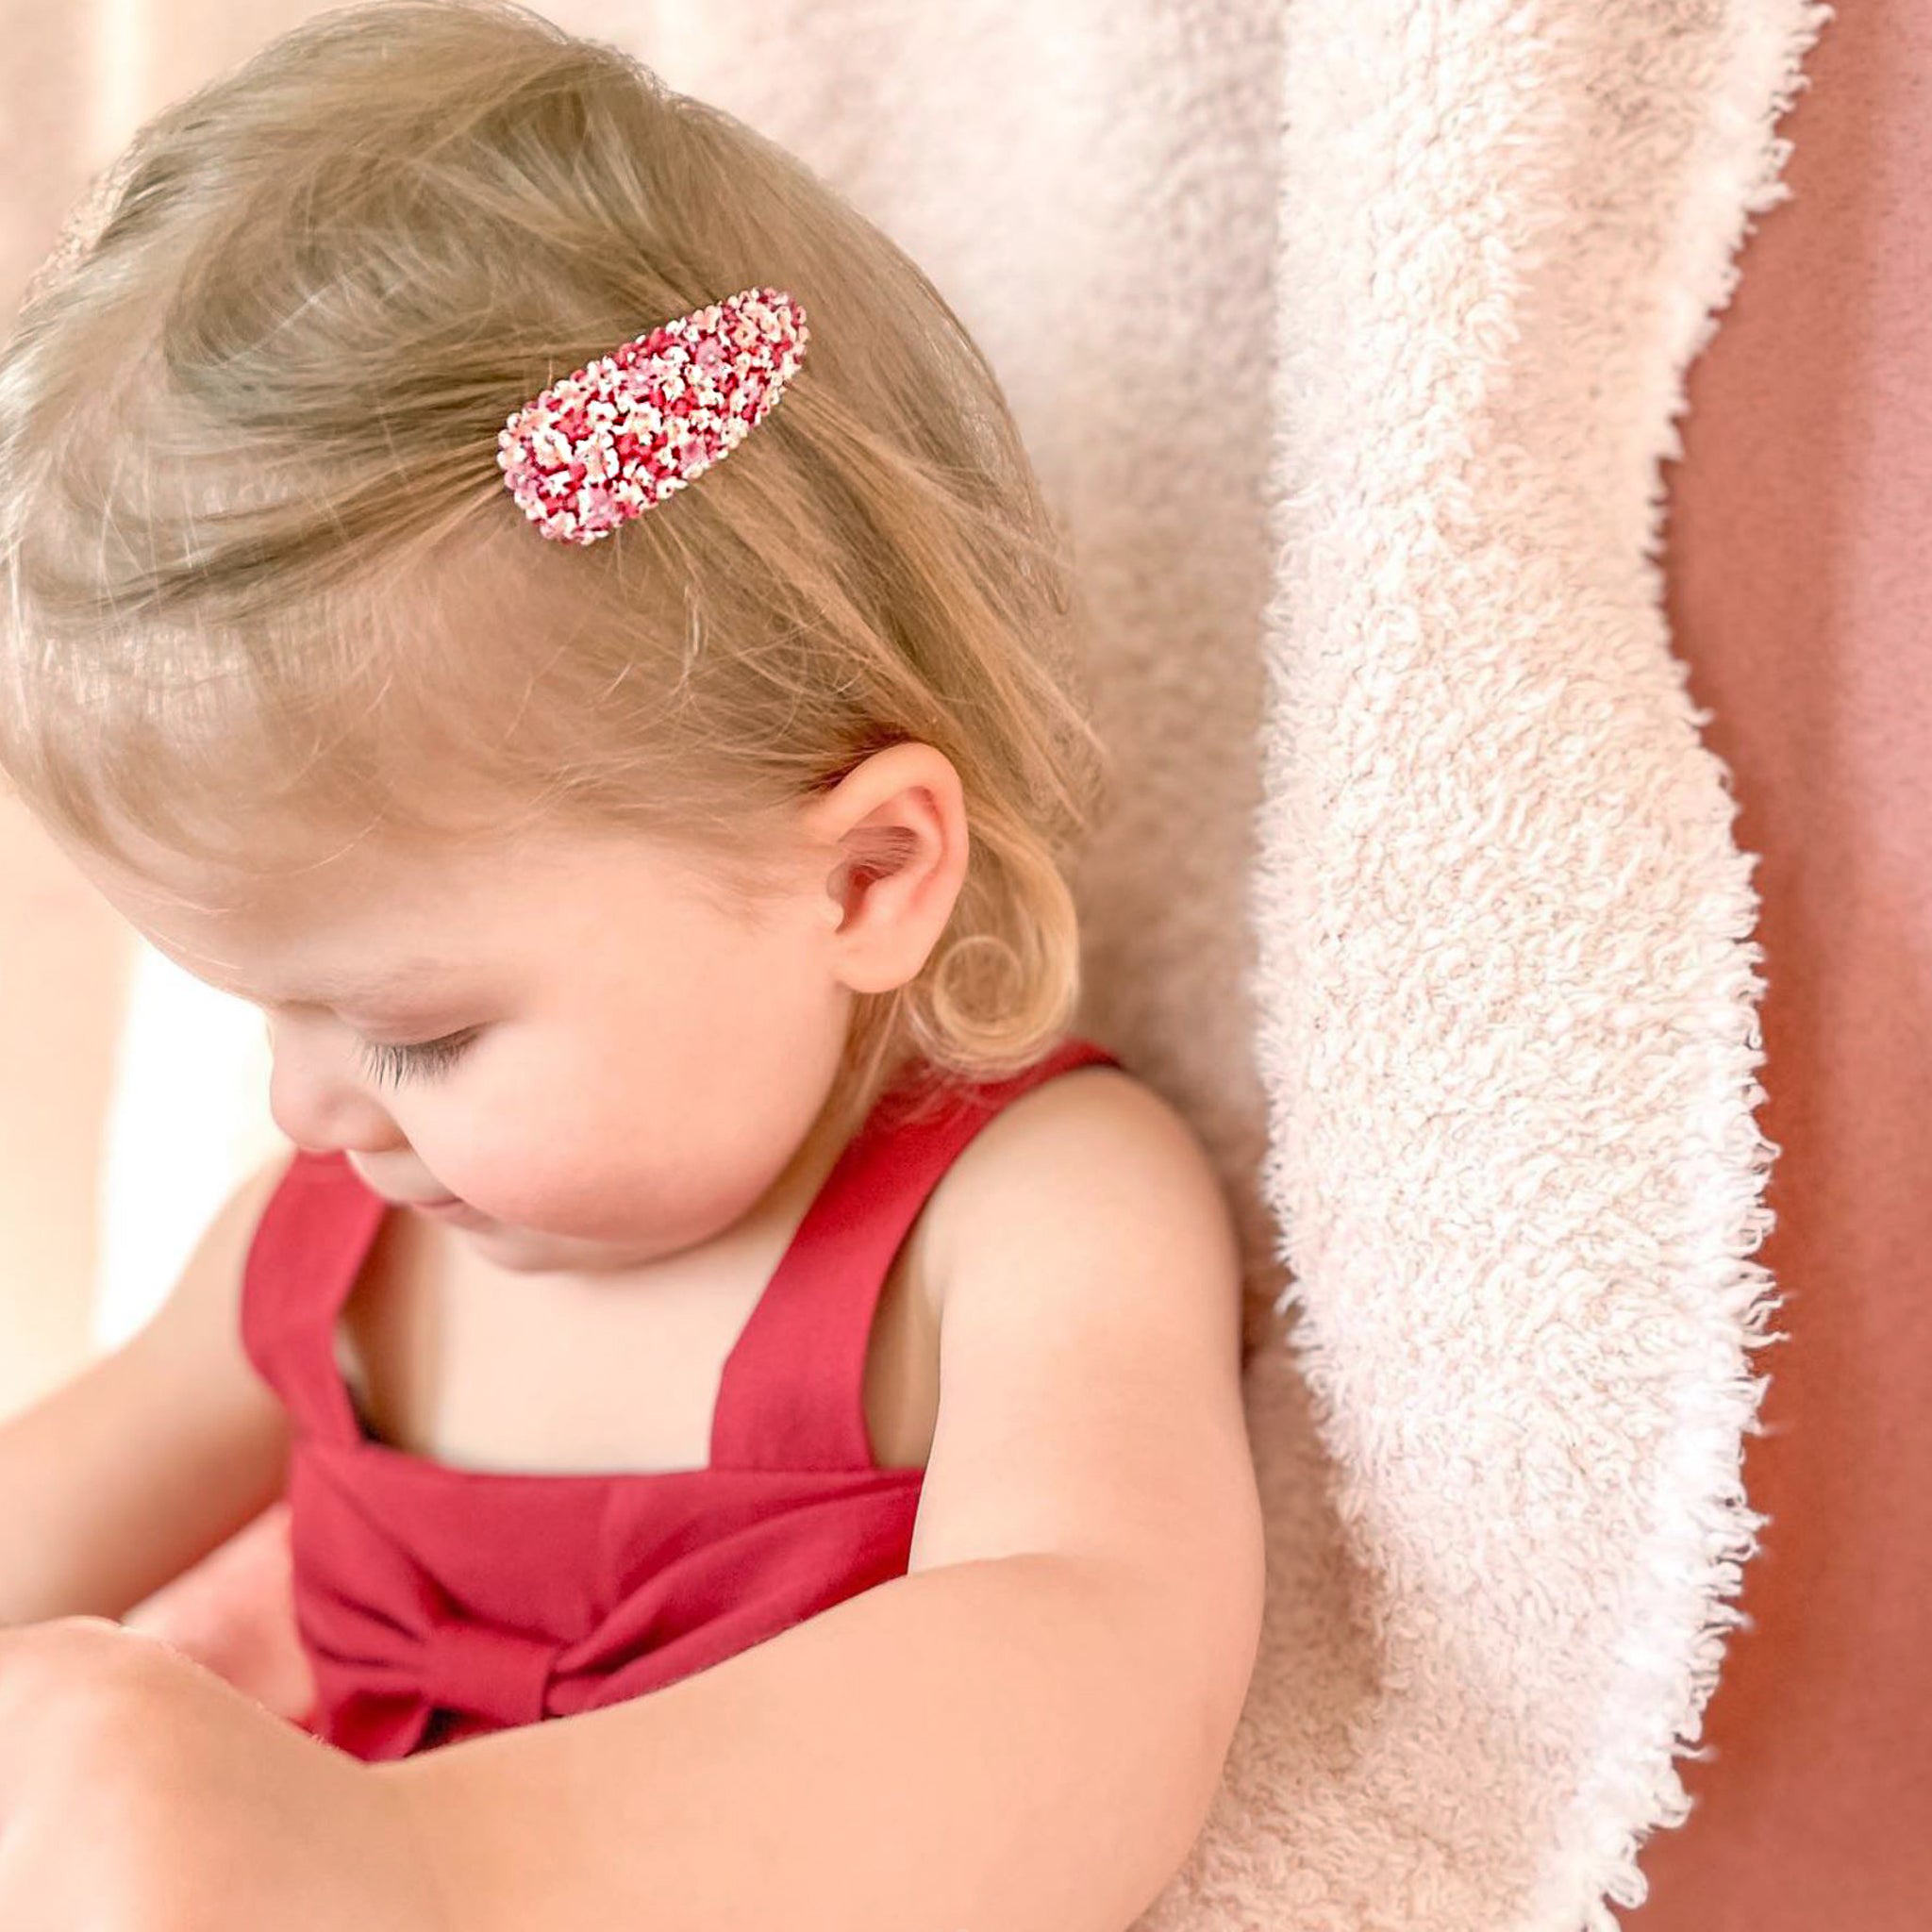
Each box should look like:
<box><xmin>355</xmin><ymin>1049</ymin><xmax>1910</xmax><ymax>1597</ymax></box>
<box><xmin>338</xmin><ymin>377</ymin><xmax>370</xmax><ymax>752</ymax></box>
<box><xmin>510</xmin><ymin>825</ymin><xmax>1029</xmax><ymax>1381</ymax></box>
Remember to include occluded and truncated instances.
<box><xmin>496</xmin><ymin>285</ymin><xmax>808</xmax><ymax>545</ymax></box>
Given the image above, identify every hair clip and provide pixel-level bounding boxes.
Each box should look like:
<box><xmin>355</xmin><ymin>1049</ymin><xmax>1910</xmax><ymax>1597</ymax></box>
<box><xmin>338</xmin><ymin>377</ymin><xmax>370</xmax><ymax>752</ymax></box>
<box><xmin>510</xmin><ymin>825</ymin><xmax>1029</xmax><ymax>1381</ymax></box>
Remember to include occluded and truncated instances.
<box><xmin>496</xmin><ymin>285</ymin><xmax>808</xmax><ymax>545</ymax></box>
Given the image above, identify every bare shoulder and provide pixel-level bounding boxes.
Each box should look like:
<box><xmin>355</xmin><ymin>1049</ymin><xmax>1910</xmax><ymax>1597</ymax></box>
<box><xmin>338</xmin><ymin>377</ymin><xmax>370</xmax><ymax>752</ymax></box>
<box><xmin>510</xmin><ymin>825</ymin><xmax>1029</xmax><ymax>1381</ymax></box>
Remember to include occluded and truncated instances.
<box><xmin>911</xmin><ymin>1056</ymin><xmax>1258</xmax><ymax>1569</ymax></box>
<box><xmin>924</xmin><ymin>1061</ymin><xmax>1244</xmax><ymax>1358</ymax></box>
<box><xmin>142</xmin><ymin>1148</ymin><xmax>298</xmax><ymax>1363</ymax></box>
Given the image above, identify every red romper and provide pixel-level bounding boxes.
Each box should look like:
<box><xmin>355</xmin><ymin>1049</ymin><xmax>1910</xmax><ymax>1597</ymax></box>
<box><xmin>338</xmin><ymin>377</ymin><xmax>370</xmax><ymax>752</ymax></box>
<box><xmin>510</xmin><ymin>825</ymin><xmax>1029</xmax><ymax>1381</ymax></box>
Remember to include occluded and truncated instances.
<box><xmin>239</xmin><ymin>1034</ymin><xmax>1122</xmax><ymax>1761</ymax></box>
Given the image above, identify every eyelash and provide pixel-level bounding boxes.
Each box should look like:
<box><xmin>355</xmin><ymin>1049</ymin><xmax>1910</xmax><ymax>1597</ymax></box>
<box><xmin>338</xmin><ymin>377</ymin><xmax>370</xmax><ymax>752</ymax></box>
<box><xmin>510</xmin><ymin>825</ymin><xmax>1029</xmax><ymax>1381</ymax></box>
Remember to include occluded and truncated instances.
<box><xmin>356</xmin><ymin>1030</ymin><xmax>477</xmax><ymax>1089</ymax></box>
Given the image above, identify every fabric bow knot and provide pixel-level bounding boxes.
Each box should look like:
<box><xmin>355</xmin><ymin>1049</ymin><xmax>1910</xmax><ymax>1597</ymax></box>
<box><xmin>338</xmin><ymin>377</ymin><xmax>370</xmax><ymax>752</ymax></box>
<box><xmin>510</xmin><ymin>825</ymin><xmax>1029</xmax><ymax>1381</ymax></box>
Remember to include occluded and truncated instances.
<box><xmin>416</xmin><ymin>1611</ymin><xmax>560</xmax><ymax>1732</ymax></box>
<box><xmin>286</xmin><ymin>1454</ymin><xmax>924</xmax><ymax>1759</ymax></box>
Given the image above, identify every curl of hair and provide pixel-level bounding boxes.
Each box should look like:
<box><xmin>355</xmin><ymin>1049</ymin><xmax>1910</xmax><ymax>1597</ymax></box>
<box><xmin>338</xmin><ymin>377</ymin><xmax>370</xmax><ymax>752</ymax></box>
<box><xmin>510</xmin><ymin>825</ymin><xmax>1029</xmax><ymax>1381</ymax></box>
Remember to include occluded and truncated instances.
<box><xmin>0</xmin><ymin>0</ymin><xmax>1115</xmax><ymax>1143</ymax></box>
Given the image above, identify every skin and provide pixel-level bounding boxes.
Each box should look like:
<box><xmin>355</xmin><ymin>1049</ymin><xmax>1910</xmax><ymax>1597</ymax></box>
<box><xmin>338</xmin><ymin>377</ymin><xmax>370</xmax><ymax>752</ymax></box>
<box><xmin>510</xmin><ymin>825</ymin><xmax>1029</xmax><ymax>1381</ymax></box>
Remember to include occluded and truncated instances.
<box><xmin>3</xmin><ymin>737</ymin><xmax>1265</xmax><ymax>1932</ymax></box>
<box><xmin>47</xmin><ymin>740</ymin><xmax>972</xmax><ymax>1280</ymax></box>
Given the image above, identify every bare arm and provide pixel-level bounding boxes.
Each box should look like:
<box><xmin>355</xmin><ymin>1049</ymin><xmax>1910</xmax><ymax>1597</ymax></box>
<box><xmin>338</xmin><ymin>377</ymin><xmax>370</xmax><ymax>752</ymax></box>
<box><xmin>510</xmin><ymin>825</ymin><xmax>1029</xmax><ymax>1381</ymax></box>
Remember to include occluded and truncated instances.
<box><xmin>0</xmin><ymin>1151</ymin><xmax>296</xmax><ymax>1627</ymax></box>
<box><xmin>392</xmin><ymin>1551</ymin><xmax>1231</xmax><ymax>1932</ymax></box>
<box><xmin>377</xmin><ymin>1071</ymin><xmax>1266</xmax><ymax>1932</ymax></box>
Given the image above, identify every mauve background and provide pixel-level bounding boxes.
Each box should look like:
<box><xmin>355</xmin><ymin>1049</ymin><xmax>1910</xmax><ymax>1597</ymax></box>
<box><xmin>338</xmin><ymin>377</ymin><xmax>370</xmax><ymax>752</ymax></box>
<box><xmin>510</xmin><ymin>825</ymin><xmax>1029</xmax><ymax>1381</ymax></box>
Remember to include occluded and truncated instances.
<box><xmin>0</xmin><ymin>4</ymin><xmax>1924</xmax><ymax>1924</ymax></box>
<box><xmin>1626</xmin><ymin>3</ymin><xmax>1932</xmax><ymax>1926</ymax></box>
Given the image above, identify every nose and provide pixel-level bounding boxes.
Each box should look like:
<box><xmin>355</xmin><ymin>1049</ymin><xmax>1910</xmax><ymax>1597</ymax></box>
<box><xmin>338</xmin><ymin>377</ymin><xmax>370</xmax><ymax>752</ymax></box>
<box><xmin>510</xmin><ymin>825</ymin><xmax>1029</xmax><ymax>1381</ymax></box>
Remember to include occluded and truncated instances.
<box><xmin>263</xmin><ymin>1015</ymin><xmax>404</xmax><ymax>1158</ymax></box>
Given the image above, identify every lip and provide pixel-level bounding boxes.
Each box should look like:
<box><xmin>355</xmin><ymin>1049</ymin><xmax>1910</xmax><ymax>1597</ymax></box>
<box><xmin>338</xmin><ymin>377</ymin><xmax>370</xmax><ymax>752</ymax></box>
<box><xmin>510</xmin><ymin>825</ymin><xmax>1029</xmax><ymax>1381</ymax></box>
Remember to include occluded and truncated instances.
<box><xmin>415</xmin><ymin>1195</ymin><xmax>488</xmax><ymax>1224</ymax></box>
<box><xmin>358</xmin><ymin>1171</ymin><xmax>486</xmax><ymax>1222</ymax></box>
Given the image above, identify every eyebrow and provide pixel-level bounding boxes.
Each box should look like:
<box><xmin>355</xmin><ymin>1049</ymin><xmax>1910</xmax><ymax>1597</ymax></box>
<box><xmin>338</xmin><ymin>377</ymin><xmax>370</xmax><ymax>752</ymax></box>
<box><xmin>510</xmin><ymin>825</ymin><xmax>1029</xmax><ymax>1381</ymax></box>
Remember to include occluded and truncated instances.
<box><xmin>227</xmin><ymin>957</ymin><xmax>467</xmax><ymax>1013</ymax></box>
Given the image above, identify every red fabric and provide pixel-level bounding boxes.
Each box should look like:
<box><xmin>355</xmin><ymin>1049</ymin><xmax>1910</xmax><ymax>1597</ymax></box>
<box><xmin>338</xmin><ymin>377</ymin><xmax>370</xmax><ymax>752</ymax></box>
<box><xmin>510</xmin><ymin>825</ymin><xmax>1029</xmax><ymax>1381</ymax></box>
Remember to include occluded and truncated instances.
<box><xmin>239</xmin><ymin>1036</ymin><xmax>1121</xmax><ymax>1762</ymax></box>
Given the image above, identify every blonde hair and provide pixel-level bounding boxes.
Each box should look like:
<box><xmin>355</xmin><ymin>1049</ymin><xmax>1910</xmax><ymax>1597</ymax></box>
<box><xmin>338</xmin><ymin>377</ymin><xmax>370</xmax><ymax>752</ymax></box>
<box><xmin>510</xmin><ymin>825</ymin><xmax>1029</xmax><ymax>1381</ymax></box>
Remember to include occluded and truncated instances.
<box><xmin>0</xmin><ymin>0</ymin><xmax>1114</xmax><ymax>1148</ymax></box>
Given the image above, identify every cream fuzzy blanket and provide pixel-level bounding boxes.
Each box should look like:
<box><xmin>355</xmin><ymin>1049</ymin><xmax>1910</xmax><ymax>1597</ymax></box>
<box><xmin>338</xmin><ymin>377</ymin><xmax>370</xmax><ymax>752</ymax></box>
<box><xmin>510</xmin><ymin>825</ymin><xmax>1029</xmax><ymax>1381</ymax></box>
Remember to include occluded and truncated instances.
<box><xmin>92</xmin><ymin>1</ymin><xmax>1827</xmax><ymax>1925</ymax></box>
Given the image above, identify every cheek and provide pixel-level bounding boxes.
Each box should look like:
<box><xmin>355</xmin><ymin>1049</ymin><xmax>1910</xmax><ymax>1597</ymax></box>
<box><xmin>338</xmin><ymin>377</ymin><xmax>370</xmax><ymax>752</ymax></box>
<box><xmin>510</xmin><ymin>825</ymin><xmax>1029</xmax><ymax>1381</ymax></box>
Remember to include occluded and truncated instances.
<box><xmin>406</xmin><ymin>928</ymin><xmax>845</xmax><ymax>1245</ymax></box>
<box><xmin>402</xmin><ymin>1025</ymin><xmax>707</xmax><ymax>1240</ymax></box>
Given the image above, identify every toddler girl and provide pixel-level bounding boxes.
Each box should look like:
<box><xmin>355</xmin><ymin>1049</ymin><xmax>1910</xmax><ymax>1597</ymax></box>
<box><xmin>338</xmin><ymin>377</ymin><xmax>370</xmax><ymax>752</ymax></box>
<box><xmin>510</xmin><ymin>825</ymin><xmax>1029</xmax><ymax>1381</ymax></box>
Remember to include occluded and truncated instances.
<box><xmin>0</xmin><ymin>4</ymin><xmax>1264</xmax><ymax>1927</ymax></box>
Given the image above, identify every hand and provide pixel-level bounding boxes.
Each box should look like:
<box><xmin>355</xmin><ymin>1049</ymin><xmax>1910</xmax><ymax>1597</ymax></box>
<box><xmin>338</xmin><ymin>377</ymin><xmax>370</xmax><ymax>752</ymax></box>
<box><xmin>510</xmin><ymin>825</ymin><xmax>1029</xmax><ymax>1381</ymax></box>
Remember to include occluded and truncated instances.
<box><xmin>0</xmin><ymin>1617</ymin><xmax>453</xmax><ymax>1931</ymax></box>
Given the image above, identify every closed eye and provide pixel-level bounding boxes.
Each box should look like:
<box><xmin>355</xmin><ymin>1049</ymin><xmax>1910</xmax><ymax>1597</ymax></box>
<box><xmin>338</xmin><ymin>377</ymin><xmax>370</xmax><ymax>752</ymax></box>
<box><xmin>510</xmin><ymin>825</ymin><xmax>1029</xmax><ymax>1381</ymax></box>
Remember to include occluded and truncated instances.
<box><xmin>357</xmin><ymin>1029</ymin><xmax>478</xmax><ymax>1090</ymax></box>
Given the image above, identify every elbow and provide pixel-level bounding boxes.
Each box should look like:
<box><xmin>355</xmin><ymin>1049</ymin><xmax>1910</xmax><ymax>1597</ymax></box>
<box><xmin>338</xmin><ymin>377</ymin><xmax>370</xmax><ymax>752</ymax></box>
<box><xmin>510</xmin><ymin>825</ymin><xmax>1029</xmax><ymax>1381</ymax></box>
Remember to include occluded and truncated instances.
<box><xmin>1140</xmin><ymin>1649</ymin><xmax>1259</xmax><ymax>1905</ymax></box>
<box><xmin>1122</xmin><ymin>1541</ymin><xmax>1267</xmax><ymax>1877</ymax></box>
<box><xmin>1183</xmin><ymin>1487</ymin><xmax>1268</xmax><ymax>1824</ymax></box>
<box><xmin>1184</xmin><ymin>1597</ymin><xmax>1263</xmax><ymax>1840</ymax></box>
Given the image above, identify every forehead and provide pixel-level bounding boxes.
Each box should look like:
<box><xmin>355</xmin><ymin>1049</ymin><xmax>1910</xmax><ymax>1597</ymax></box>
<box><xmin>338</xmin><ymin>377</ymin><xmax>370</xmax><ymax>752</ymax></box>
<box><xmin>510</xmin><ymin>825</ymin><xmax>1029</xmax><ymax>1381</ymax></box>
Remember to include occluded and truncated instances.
<box><xmin>60</xmin><ymin>836</ymin><xmax>468</xmax><ymax>1000</ymax></box>
<box><xmin>55</xmin><ymin>813</ymin><xmax>663</xmax><ymax>1013</ymax></box>
<box><xmin>65</xmin><ymin>812</ymin><xmax>456</xmax><ymax>921</ymax></box>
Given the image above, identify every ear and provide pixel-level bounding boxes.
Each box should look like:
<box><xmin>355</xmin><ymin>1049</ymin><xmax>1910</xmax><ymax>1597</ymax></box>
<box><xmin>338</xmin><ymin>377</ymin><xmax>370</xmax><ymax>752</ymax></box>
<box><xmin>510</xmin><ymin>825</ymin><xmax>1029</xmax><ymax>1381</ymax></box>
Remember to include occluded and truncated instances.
<box><xmin>804</xmin><ymin>741</ymin><xmax>970</xmax><ymax>996</ymax></box>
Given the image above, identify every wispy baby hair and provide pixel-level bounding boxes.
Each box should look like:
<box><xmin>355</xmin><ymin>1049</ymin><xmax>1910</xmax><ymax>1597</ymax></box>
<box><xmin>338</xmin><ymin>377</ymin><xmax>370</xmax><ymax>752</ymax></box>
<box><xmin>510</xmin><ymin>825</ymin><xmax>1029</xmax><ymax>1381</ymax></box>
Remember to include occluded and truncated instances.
<box><xmin>0</xmin><ymin>0</ymin><xmax>1113</xmax><ymax>1143</ymax></box>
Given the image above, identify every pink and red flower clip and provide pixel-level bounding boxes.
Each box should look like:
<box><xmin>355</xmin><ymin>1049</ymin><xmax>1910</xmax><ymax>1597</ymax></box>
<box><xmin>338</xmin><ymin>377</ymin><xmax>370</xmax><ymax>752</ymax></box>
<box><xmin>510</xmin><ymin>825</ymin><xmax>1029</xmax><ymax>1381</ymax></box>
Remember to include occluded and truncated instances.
<box><xmin>496</xmin><ymin>285</ymin><xmax>808</xmax><ymax>545</ymax></box>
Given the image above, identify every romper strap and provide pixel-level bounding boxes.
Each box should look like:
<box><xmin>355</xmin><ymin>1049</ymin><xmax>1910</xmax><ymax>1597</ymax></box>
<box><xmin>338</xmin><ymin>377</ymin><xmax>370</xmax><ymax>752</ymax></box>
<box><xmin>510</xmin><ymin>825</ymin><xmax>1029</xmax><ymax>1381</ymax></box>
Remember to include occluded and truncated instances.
<box><xmin>708</xmin><ymin>1036</ymin><xmax>1124</xmax><ymax>1472</ymax></box>
<box><xmin>240</xmin><ymin>1148</ymin><xmax>387</xmax><ymax>1448</ymax></box>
